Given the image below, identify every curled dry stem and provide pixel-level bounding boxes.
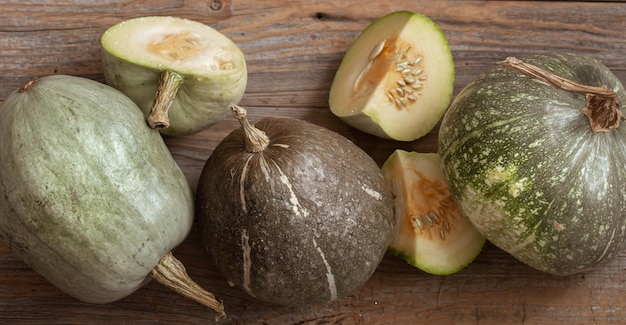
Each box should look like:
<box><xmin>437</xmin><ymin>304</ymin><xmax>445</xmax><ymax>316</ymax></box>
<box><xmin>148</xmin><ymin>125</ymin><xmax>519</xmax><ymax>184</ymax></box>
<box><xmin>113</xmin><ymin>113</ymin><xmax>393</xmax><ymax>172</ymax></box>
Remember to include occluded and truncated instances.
<box><xmin>151</xmin><ymin>252</ymin><xmax>226</xmax><ymax>321</ymax></box>
<box><xmin>499</xmin><ymin>56</ymin><xmax>623</xmax><ymax>133</ymax></box>
<box><xmin>231</xmin><ymin>105</ymin><xmax>270</xmax><ymax>152</ymax></box>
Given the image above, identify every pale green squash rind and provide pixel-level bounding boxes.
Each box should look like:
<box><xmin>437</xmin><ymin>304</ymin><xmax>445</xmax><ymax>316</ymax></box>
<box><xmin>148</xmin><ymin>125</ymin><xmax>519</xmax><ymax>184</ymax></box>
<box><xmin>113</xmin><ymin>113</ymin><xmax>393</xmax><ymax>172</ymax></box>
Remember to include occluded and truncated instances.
<box><xmin>438</xmin><ymin>53</ymin><xmax>626</xmax><ymax>275</ymax></box>
<box><xmin>0</xmin><ymin>75</ymin><xmax>194</xmax><ymax>303</ymax></box>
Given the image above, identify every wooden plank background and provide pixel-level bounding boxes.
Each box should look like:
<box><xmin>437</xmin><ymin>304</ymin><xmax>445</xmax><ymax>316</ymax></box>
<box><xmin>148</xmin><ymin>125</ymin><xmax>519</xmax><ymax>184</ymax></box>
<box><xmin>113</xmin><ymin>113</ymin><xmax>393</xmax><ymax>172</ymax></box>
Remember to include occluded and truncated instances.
<box><xmin>1</xmin><ymin>1</ymin><xmax>626</xmax><ymax>324</ymax></box>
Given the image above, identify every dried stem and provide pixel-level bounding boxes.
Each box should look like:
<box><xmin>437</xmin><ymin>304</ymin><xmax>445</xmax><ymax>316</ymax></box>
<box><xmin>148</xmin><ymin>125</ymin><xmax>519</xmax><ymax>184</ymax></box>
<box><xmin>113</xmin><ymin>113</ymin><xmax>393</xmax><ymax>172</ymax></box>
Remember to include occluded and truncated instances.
<box><xmin>147</xmin><ymin>70</ymin><xmax>185</xmax><ymax>129</ymax></box>
<box><xmin>150</xmin><ymin>252</ymin><xmax>226</xmax><ymax>321</ymax></box>
<box><xmin>231</xmin><ymin>105</ymin><xmax>270</xmax><ymax>152</ymax></box>
<box><xmin>19</xmin><ymin>80</ymin><xmax>38</xmax><ymax>93</ymax></box>
<box><xmin>499</xmin><ymin>56</ymin><xmax>622</xmax><ymax>133</ymax></box>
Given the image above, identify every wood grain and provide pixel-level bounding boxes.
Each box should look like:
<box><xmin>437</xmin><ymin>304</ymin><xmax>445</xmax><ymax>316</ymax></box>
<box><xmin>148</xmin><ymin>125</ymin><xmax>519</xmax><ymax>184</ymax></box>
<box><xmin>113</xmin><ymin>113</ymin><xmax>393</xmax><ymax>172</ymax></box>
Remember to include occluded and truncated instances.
<box><xmin>2</xmin><ymin>1</ymin><xmax>626</xmax><ymax>324</ymax></box>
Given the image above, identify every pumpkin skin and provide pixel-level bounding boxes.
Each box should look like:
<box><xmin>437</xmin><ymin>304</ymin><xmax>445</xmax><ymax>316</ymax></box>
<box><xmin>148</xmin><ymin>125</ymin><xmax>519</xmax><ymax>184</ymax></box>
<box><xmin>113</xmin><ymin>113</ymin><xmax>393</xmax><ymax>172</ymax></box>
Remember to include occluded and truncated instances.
<box><xmin>438</xmin><ymin>53</ymin><xmax>626</xmax><ymax>275</ymax></box>
<box><xmin>196</xmin><ymin>109</ymin><xmax>394</xmax><ymax>306</ymax></box>
<box><xmin>0</xmin><ymin>75</ymin><xmax>194</xmax><ymax>303</ymax></box>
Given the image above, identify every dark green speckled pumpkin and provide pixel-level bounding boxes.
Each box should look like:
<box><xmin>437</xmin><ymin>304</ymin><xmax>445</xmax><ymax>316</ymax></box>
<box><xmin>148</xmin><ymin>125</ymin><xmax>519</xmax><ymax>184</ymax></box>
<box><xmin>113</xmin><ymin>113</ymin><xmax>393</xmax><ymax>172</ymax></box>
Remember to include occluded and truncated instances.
<box><xmin>438</xmin><ymin>53</ymin><xmax>626</xmax><ymax>275</ymax></box>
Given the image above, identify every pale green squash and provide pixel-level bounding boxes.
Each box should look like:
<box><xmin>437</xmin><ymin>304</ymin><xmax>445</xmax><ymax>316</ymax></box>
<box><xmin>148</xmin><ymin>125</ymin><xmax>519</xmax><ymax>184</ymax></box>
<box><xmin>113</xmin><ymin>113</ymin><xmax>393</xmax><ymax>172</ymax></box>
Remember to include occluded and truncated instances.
<box><xmin>101</xmin><ymin>16</ymin><xmax>247</xmax><ymax>136</ymax></box>
<box><xmin>0</xmin><ymin>75</ymin><xmax>223</xmax><ymax>317</ymax></box>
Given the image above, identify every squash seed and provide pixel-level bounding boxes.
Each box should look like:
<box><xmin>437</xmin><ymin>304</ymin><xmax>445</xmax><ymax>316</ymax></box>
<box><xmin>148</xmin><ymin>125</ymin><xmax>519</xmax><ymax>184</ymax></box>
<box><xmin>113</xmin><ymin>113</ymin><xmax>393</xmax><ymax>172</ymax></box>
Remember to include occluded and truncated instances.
<box><xmin>404</xmin><ymin>76</ymin><xmax>416</xmax><ymax>84</ymax></box>
<box><xmin>411</xmin><ymin>215</ymin><xmax>424</xmax><ymax>229</ymax></box>
<box><xmin>429</xmin><ymin>212</ymin><xmax>440</xmax><ymax>224</ymax></box>
<box><xmin>422</xmin><ymin>213</ymin><xmax>433</xmax><ymax>225</ymax></box>
<box><xmin>368</xmin><ymin>39</ymin><xmax>386</xmax><ymax>61</ymax></box>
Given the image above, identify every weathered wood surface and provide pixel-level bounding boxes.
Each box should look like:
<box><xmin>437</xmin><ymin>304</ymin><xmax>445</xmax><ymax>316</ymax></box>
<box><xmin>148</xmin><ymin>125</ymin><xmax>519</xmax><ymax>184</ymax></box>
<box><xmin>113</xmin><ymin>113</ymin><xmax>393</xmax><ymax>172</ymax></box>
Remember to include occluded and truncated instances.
<box><xmin>2</xmin><ymin>1</ymin><xmax>626</xmax><ymax>324</ymax></box>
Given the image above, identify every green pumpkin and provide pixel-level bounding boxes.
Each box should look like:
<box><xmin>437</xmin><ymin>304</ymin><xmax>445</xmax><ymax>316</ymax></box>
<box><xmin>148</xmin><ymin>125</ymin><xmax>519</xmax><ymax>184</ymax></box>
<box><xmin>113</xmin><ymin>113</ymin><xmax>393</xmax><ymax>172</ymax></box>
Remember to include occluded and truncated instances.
<box><xmin>438</xmin><ymin>53</ymin><xmax>626</xmax><ymax>275</ymax></box>
<box><xmin>0</xmin><ymin>75</ymin><xmax>198</xmax><ymax>304</ymax></box>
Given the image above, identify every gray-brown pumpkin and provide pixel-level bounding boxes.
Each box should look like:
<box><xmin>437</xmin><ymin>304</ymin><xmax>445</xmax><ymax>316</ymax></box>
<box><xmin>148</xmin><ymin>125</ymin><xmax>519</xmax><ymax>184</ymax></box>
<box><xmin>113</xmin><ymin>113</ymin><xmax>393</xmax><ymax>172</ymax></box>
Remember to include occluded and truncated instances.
<box><xmin>196</xmin><ymin>105</ymin><xmax>394</xmax><ymax>306</ymax></box>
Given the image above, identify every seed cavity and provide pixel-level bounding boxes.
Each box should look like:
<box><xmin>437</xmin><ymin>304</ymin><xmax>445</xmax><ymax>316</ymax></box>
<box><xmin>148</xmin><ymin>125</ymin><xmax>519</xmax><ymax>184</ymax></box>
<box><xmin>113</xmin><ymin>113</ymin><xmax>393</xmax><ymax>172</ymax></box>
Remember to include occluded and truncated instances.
<box><xmin>411</xmin><ymin>199</ymin><xmax>456</xmax><ymax>241</ymax></box>
<box><xmin>386</xmin><ymin>46</ymin><xmax>426</xmax><ymax>109</ymax></box>
<box><xmin>354</xmin><ymin>40</ymin><xmax>427</xmax><ymax>109</ymax></box>
<box><xmin>354</xmin><ymin>39</ymin><xmax>387</xmax><ymax>92</ymax></box>
<box><xmin>149</xmin><ymin>32</ymin><xmax>206</xmax><ymax>61</ymax></box>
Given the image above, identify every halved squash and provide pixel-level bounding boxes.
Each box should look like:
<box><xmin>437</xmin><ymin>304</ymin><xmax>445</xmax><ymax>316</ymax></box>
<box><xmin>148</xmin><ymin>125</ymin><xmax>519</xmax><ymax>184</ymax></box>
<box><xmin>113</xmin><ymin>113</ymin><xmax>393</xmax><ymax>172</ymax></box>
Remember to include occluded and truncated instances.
<box><xmin>381</xmin><ymin>150</ymin><xmax>485</xmax><ymax>275</ymax></box>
